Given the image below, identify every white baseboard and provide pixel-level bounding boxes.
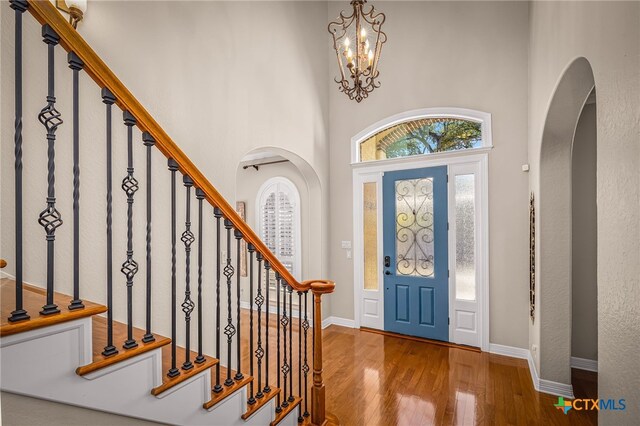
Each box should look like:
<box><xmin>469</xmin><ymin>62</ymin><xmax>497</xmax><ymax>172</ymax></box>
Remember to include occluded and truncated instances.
<box><xmin>321</xmin><ymin>316</ymin><xmax>356</xmax><ymax>329</ymax></box>
<box><xmin>489</xmin><ymin>343</ymin><xmax>574</xmax><ymax>399</ymax></box>
<box><xmin>488</xmin><ymin>343</ymin><xmax>529</xmax><ymax>359</ymax></box>
<box><xmin>570</xmin><ymin>356</ymin><xmax>598</xmax><ymax>372</ymax></box>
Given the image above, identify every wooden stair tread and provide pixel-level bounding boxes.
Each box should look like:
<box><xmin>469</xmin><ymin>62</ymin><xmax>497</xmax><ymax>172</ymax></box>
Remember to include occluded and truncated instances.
<box><xmin>151</xmin><ymin>345</ymin><xmax>218</xmax><ymax>396</ymax></box>
<box><xmin>271</xmin><ymin>396</ymin><xmax>302</xmax><ymax>426</ymax></box>
<box><xmin>76</xmin><ymin>316</ymin><xmax>170</xmax><ymax>376</ymax></box>
<box><xmin>203</xmin><ymin>366</ymin><xmax>253</xmax><ymax>410</ymax></box>
<box><xmin>1</xmin><ymin>278</ymin><xmax>107</xmax><ymax>337</ymax></box>
<box><xmin>241</xmin><ymin>386</ymin><xmax>281</xmax><ymax>420</ymax></box>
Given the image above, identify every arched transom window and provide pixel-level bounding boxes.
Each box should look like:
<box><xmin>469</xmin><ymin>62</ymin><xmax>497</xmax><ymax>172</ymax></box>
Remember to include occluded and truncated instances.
<box><xmin>257</xmin><ymin>177</ymin><xmax>301</xmax><ymax>281</ymax></box>
<box><xmin>358</xmin><ymin>116</ymin><xmax>486</xmax><ymax>162</ymax></box>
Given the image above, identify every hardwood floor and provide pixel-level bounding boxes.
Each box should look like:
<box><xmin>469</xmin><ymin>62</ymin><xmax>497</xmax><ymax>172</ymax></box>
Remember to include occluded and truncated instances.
<box><xmin>1</xmin><ymin>280</ymin><xmax>598</xmax><ymax>425</ymax></box>
<box><xmin>320</xmin><ymin>326</ymin><xmax>597</xmax><ymax>426</ymax></box>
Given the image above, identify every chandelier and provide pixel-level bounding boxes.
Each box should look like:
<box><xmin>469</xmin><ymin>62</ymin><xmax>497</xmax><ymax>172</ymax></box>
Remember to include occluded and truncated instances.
<box><xmin>328</xmin><ymin>0</ymin><xmax>387</xmax><ymax>103</ymax></box>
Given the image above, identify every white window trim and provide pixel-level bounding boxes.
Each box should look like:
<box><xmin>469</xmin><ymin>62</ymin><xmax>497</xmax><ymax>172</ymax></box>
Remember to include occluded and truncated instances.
<box><xmin>256</xmin><ymin>176</ymin><xmax>302</xmax><ymax>281</ymax></box>
<box><xmin>351</xmin><ymin>108</ymin><xmax>491</xmax><ymax>351</ymax></box>
<box><xmin>350</xmin><ymin>107</ymin><xmax>493</xmax><ymax>164</ymax></box>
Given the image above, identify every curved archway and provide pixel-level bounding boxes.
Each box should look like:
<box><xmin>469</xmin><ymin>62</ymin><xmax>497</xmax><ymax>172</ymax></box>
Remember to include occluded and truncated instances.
<box><xmin>537</xmin><ymin>57</ymin><xmax>596</xmax><ymax>392</ymax></box>
<box><xmin>235</xmin><ymin>146</ymin><xmax>325</xmax><ymax>281</ymax></box>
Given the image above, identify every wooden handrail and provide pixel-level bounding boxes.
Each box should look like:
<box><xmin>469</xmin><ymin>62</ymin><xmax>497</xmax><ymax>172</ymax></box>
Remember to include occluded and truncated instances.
<box><xmin>25</xmin><ymin>0</ymin><xmax>331</xmax><ymax>294</ymax></box>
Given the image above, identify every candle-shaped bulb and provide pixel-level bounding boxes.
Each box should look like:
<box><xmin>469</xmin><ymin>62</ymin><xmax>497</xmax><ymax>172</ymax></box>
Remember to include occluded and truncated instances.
<box><xmin>344</xmin><ymin>37</ymin><xmax>350</xmax><ymax>48</ymax></box>
<box><xmin>347</xmin><ymin>48</ymin><xmax>353</xmax><ymax>59</ymax></box>
<box><xmin>361</xmin><ymin>28</ymin><xmax>367</xmax><ymax>39</ymax></box>
<box><xmin>368</xmin><ymin>50</ymin><xmax>374</xmax><ymax>66</ymax></box>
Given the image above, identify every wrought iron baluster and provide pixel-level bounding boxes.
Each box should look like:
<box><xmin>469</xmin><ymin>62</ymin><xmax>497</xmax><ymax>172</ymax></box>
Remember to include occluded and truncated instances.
<box><xmin>223</xmin><ymin>219</ymin><xmax>236</xmax><ymax>386</ymax></box>
<box><xmin>142</xmin><ymin>132</ymin><xmax>155</xmax><ymax>343</ymax></box>
<box><xmin>255</xmin><ymin>252</ymin><xmax>265</xmax><ymax>399</ymax></box>
<box><xmin>234</xmin><ymin>229</ymin><xmax>244</xmax><ymax>381</ymax></box>
<box><xmin>181</xmin><ymin>175</ymin><xmax>195</xmax><ymax>370</ymax></box>
<box><xmin>275</xmin><ymin>270</ymin><xmax>281</xmax><ymax>413</ymax></box>
<box><xmin>68</xmin><ymin>51</ymin><xmax>84</xmax><ymax>311</ymax></box>
<box><xmin>38</xmin><ymin>24</ymin><xmax>63</xmax><ymax>316</ymax></box>
<box><xmin>8</xmin><ymin>0</ymin><xmax>29</xmax><ymax>323</ymax></box>
<box><xmin>264</xmin><ymin>261</ymin><xmax>272</xmax><ymax>395</ymax></box>
<box><xmin>167</xmin><ymin>159</ymin><xmax>179</xmax><ymax>378</ymax></box>
<box><xmin>121</xmin><ymin>111</ymin><xmax>139</xmax><ymax>350</ymax></box>
<box><xmin>288</xmin><ymin>285</ymin><xmax>294</xmax><ymax>403</ymax></box>
<box><xmin>247</xmin><ymin>244</ymin><xmax>256</xmax><ymax>405</ymax></box>
<box><xmin>195</xmin><ymin>188</ymin><xmax>205</xmax><ymax>364</ymax></box>
<box><xmin>302</xmin><ymin>290</ymin><xmax>310</xmax><ymax>417</ymax></box>
<box><xmin>281</xmin><ymin>277</ymin><xmax>289</xmax><ymax>408</ymax></box>
<box><xmin>297</xmin><ymin>290</ymin><xmax>303</xmax><ymax>423</ymax></box>
<box><xmin>213</xmin><ymin>208</ymin><xmax>223</xmax><ymax>392</ymax></box>
<box><xmin>101</xmin><ymin>88</ymin><xmax>117</xmax><ymax>357</ymax></box>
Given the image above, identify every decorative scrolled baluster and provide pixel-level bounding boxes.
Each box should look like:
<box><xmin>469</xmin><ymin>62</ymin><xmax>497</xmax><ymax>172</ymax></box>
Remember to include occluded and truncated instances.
<box><xmin>167</xmin><ymin>158</ymin><xmax>179</xmax><ymax>378</ymax></box>
<box><xmin>275</xmin><ymin>270</ymin><xmax>281</xmax><ymax>413</ymax></box>
<box><xmin>302</xmin><ymin>290</ymin><xmax>310</xmax><ymax>418</ymax></box>
<box><xmin>121</xmin><ymin>111</ymin><xmax>139</xmax><ymax>350</ymax></box>
<box><xmin>255</xmin><ymin>252</ymin><xmax>265</xmax><ymax>399</ymax></box>
<box><xmin>263</xmin><ymin>261</ymin><xmax>272</xmax><ymax>395</ymax></box>
<box><xmin>8</xmin><ymin>0</ymin><xmax>30</xmax><ymax>323</ymax></box>
<box><xmin>223</xmin><ymin>219</ymin><xmax>236</xmax><ymax>387</ymax></box>
<box><xmin>37</xmin><ymin>24</ymin><xmax>63</xmax><ymax>316</ymax></box>
<box><xmin>213</xmin><ymin>207</ymin><xmax>223</xmax><ymax>392</ymax></box>
<box><xmin>247</xmin><ymin>244</ymin><xmax>256</xmax><ymax>405</ymax></box>
<box><xmin>181</xmin><ymin>175</ymin><xmax>195</xmax><ymax>370</ymax></box>
<box><xmin>142</xmin><ymin>132</ymin><xmax>155</xmax><ymax>343</ymax></box>
<box><xmin>234</xmin><ymin>229</ymin><xmax>244</xmax><ymax>381</ymax></box>
<box><xmin>68</xmin><ymin>51</ymin><xmax>84</xmax><ymax>311</ymax></box>
<box><xmin>297</xmin><ymin>290</ymin><xmax>303</xmax><ymax>423</ymax></box>
<box><xmin>195</xmin><ymin>188</ymin><xmax>205</xmax><ymax>364</ymax></box>
<box><xmin>288</xmin><ymin>285</ymin><xmax>294</xmax><ymax>404</ymax></box>
<box><xmin>101</xmin><ymin>88</ymin><xmax>117</xmax><ymax>357</ymax></box>
<box><xmin>281</xmin><ymin>277</ymin><xmax>289</xmax><ymax>409</ymax></box>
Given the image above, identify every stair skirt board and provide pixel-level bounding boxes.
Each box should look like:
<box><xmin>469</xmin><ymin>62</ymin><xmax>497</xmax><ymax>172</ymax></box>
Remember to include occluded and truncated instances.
<box><xmin>0</xmin><ymin>318</ymin><xmax>277</xmax><ymax>425</ymax></box>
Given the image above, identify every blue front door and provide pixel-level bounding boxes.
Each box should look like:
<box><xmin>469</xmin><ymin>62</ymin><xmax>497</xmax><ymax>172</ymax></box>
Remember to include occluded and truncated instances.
<box><xmin>383</xmin><ymin>166</ymin><xmax>449</xmax><ymax>341</ymax></box>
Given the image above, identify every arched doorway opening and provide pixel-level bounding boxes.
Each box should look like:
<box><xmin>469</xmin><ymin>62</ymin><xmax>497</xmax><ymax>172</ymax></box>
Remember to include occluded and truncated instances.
<box><xmin>537</xmin><ymin>57</ymin><xmax>597</xmax><ymax>397</ymax></box>
<box><xmin>235</xmin><ymin>147</ymin><xmax>324</xmax><ymax>284</ymax></box>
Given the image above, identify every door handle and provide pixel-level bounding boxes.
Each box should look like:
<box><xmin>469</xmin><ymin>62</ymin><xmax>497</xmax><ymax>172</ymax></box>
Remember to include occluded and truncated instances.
<box><xmin>384</xmin><ymin>256</ymin><xmax>391</xmax><ymax>267</ymax></box>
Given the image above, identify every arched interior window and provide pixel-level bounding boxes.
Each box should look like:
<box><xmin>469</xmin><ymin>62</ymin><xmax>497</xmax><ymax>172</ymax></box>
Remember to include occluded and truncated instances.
<box><xmin>257</xmin><ymin>177</ymin><xmax>301</xmax><ymax>282</ymax></box>
<box><xmin>359</xmin><ymin>117</ymin><xmax>484</xmax><ymax>162</ymax></box>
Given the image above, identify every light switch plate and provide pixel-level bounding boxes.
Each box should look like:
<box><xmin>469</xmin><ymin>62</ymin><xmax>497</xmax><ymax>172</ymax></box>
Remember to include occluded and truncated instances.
<box><xmin>341</xmin><ymin>240</ymin><xmax>352</xmax><ymax>249</ymax></box>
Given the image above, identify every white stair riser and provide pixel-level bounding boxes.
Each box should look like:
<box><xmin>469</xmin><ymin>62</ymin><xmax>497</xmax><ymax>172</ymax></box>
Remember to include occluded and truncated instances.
<box><xmin>1</xmin><ymin>318</ymin><xmax>276</xmax><ymax>425</ymax></box>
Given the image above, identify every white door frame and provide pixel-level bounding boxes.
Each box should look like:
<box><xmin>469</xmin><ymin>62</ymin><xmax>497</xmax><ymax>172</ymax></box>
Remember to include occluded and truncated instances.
<box><xmin>351</xmin><ymin>108</ymin><xmax>491</xmax><ymax>351</ymax></box>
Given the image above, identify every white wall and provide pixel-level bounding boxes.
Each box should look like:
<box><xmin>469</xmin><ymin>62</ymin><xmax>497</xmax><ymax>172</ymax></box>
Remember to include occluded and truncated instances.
<box><xmin>571</xmin><ymin>102</ymin><xmax>597</xmax><ymax>361</ymax></box>
<box><xmin>1</xmin><ymin>1</ymin><xmax>330</xmax><ymax>357</ymax></box>
<box><xmin>528</xmin><ymin>1</ymin><xmax>640</xmax><ymax>423</ymax></box>
<box><xmin>327</xmin><ymin>1</ymin><xmax>531</xmax><ymax>349</ymax></box>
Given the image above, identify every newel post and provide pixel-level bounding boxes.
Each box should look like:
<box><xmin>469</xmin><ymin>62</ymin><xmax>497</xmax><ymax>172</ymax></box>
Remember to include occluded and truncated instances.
<box><xmin>310</xmin><ymin>280</ymin><xmax>335</xmax><ymax>426</ymax></box>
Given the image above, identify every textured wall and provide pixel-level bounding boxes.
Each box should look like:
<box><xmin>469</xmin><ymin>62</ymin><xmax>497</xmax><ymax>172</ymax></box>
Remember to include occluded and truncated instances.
<box><xmin>528</xmin><ymin>2</ymin><xmax>640</xmax><ymax>423</ymax></box>
<box><xmin>571</xmin><ymin>102</ymin><xmax>598</xmax><ymax>361</ymax></box>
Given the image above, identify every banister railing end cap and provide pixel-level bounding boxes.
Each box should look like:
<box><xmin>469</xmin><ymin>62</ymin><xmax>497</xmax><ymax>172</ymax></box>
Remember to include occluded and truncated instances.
<box><xmin>305</xmin><ymin>280</ymin><xmax>336</xmax><ymax>295</ymax></box>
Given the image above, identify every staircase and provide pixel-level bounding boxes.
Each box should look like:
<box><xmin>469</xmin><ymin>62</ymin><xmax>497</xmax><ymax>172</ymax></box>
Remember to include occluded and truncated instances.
<box><xmin>0</xmin><ymin>1</ymin><xmax>336</xmax><ymax>425</ymax></box>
